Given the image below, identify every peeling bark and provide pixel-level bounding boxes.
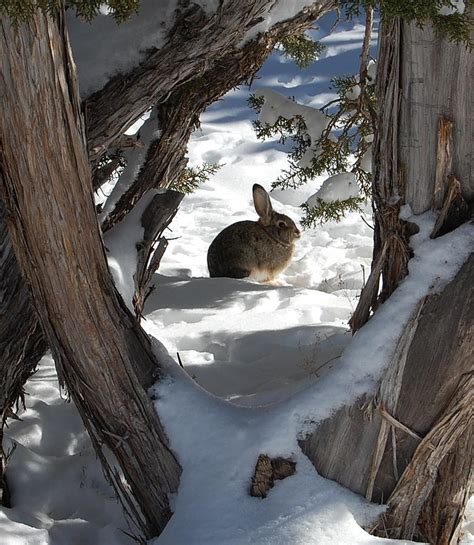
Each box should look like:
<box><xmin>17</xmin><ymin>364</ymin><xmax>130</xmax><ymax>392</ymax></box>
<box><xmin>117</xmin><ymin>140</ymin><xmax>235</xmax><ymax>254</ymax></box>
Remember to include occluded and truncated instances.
<box><xmin>84</xmin><ymin>1</ymin><xmax>337</xmax><ymax>164</ymax></box>
<box><xmin>1</xmin><ymin>10</ymin><xmax>181</xmax><ymax>537</ymax></box>
<box><xmin>351</xmin><ymin>18</ymin><xmax>473</xmax><ymax>333</ymax></box>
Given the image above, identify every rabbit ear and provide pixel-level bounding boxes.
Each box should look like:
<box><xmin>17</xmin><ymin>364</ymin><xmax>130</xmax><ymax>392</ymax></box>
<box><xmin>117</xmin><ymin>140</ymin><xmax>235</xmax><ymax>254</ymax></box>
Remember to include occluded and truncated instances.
<box><xmin>253</xmin><ymin>184</ymin><xmax>273</xmax><ymax>222</ymax></box>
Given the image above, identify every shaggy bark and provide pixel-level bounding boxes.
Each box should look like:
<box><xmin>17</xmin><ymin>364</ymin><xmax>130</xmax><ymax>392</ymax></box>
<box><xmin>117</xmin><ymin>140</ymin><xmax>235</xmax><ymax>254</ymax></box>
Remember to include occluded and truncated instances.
<box><xmin>85</xmin><ymin>0</ymin><xmax>337</xmax><ymax>163</ymax></box>
<box><xmin>350</xmin><ymin>19</ymin><xmax>473</xmax><ymax>332</ymax></box>
<box><xmin>1</xmin><ymin>10</ymin><xmax>181</xmax><ymax>537</ymax></box>
<box><xmin>302</xmin><ymin>18</ymin><xmax>473</xmax><ymax>543</ymax></box>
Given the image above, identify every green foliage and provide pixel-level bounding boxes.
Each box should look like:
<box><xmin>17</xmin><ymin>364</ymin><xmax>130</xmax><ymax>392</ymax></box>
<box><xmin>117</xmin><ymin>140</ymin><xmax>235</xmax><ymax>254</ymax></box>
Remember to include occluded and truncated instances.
<box><xmin>278</xmin><ymin>33</ymin><xmax>326</xmax><ymax>68</ymax></box>
<box><xmin>173</xmin><ymin>162</ymin><xmax>222</xmax><ymax>194</ymax></box>
<box><xmin>342</xmin><ymin>0</ymin><xmax>473</xmax><ymax>46</ymax></box>
<box><xmin>248</xmin><ymin>67</ymin><xmax>375</xmax><ymax>226</ymax></box>
<box><xmin>300</xmin><ymin>197</ymin><xmax>366</xmax><ymax>228</ymax></box>
<box><xmin>0</xmin><ymin>0</ymin><xmax>140</xmax><ymax>23</ymax></box>
<box><xmin>0</xmin><ymin>0</ymin><xmax>60</xmax><ymax>21</ymax></box>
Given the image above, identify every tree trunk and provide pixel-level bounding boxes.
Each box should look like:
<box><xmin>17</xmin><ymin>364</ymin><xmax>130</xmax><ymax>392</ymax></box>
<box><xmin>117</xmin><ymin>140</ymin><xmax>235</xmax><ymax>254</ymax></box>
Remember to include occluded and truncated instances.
<box><xmin>0</xmin><ymin>10</ymin><xmax>181</xmax><ymax>538</ymax></box>
<box><xmin>303</xmin><ymin>18</ymin><xmax>473</xmax><ymax>543</ymax></box>
<box><xmin>350</xmin><ymin>18</ymin><xmax>472</xmax><ymax>332</ymax></box>
<box><xmin>84</xmin><ymin>0</ymin><xmax>337</xmax><ymax>163</ymax></box>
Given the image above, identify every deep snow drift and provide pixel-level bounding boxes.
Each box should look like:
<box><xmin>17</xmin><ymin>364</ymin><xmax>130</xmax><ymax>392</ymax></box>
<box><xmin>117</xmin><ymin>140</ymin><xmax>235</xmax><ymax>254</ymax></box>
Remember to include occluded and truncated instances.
<box><xmin>2</xmin><ymin>9</ymin><xmax>473</xmax><ymax>545</ymax></box>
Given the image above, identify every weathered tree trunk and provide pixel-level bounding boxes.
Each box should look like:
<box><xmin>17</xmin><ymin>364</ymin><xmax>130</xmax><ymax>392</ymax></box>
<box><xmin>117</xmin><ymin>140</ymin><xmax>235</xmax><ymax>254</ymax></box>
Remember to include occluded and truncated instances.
<box><xmin>350</xmin><ymin>18</ymin><xmax>472</xmax><ymax>331</ymax></box>
<box><xmin>302</xmin><ymin>18</ymin><xmax>473</xmax><ymax>544</ymax></box>
<box><xmin>84</xmin><ymin>0</ymin><xmax>337</xmax><ymax>163</ymax></box>
<box><xmin>300</xmin><ymin>253</ymin><xmax>473</xmax><ymax>543</ymax></box>
<box><xmin>0</xmin><ymin>10</ymin><xmax>181</xmax><ymax>537</ymax></box>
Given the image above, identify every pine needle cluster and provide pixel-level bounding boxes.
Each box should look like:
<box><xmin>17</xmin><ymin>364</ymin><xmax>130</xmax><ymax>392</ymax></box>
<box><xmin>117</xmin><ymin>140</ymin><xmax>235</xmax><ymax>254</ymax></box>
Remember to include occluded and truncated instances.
<box><xmin>173</xmin><ymin>162</ymin><xmax>222</xmax><ymax>194</ymax></box>
<box><xmin>301</xmin><ymin>197</ymin><xmax>366</xmax><ymax>227</ymax></box>
<box><xmin>278</xmin><ymin>33</ymin><xmax>326</xmax><ymax>68</ymax></box>
<box><xmin>249</xmin><ymin>67</ymin><xmax>375</xmax><ymax>226</ymax></box>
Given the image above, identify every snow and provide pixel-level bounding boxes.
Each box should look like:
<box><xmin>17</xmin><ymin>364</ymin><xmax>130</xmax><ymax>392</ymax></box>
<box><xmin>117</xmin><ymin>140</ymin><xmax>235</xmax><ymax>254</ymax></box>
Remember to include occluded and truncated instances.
<box><xmin>345</xmin><ymin>83</ymin><xmax>361</xmax><ymax>100</ymax></box>
<box><xmin>307</xmin><ymin>172</ymin><xmax>360</xmax><ymax>206</ymax></box>
<box><xmin>367</xmin><ymin>59</ymin><xmax>377</xmax><ymax>83</ymax></box>
<box><xmin>146</xmin><ymin>212</ymin><xmax>473</xmax><ymax>545</ymax></box>
<box><xmin>67</xmin><ymin>0</ymin><xmax>180</xmax><ymax>97</ymax></box>
<box><xmin>3</xmin><ymin>10</ymin><xmax>473</xmax><ymax>545</ymax></box>
<box><xmin>439</xmin><ymin>1</ymin><xmax>465</xmax><ymax>15</ymax></box>
<box><xmin>105</xmin><ymin>190</ymin><xmax>164</xmax><ymax>310</ymax></box>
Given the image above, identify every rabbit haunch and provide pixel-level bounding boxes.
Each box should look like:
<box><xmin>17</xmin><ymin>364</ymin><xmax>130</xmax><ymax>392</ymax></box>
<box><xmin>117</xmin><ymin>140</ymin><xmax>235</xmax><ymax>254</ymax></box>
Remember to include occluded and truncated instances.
<box><xmin>207</xmin><ymin>184</ymin><xmax>300</xmax><ymax>282</ymax></box>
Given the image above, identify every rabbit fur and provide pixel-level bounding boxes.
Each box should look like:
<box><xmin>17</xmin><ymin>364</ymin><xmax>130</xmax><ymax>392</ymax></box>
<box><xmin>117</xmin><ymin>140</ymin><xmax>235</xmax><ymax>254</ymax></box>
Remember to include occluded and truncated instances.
<box><xmin>207</xmin><ymin>184</ymin><xmax>300</xmax><ymax>282</ymax></box>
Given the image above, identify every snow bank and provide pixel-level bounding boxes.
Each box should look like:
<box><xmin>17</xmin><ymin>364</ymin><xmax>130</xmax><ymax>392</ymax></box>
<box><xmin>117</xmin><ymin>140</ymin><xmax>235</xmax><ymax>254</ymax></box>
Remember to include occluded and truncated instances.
<box><xmin>150</xmin><ymin>213</ymin><xmax>473</xmax><ymax>545</ymax></box>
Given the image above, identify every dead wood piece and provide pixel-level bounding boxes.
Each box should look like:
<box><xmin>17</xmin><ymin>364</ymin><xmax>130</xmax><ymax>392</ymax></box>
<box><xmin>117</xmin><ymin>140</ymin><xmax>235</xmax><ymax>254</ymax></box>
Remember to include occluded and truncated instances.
<box><xmin>349</xmin><ymin>239</ymin><xmax>387</xmax><ymax>333</ymax></box>
<box><xmin>380</xmin><ymin>373</ymin><xmax>473</xmax><ymax>542</ymax></box>
<box><xmin>250</xmin><ymin>455</ymin><xmax>296</xmax><ymax>498</ymax></box>
<box><xmin>133</xmin><ymin>190</ymin><xmax>184</xmax><ymax>317</ymax></box>
<box><xmin>431</xmin><ymin>176</ymin><xmax>471</xmax><ymax>239</ymax></box>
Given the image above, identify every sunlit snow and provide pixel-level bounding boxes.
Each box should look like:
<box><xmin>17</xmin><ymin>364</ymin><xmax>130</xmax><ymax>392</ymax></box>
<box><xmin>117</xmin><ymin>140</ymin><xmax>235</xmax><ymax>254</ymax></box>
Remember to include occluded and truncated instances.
<box><xmin>2</xmin><ymin>9</ymin><xmax>472</xmax><ymax>545</ymax></box>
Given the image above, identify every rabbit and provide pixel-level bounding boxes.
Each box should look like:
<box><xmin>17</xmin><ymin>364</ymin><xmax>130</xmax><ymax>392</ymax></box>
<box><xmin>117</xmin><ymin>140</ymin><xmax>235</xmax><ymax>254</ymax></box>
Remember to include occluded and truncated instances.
<box><xmin>207</xmin><ymin>184</ymin><xmax>301</xmax><ymax>282</ymax></box>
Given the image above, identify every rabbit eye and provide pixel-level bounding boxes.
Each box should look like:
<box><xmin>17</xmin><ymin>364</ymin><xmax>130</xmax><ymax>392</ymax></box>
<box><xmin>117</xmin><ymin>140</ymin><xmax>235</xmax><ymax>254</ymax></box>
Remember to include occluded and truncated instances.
<box><xmin>277</xmin><ymin>220</ymin><xmax>287</xmax><ymax>229</ymax></box>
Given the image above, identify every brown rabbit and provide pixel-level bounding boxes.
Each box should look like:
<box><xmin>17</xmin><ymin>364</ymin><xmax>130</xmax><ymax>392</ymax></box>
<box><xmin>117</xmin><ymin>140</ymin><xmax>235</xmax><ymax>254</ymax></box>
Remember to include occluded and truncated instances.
<box><xmin>207</xmin><ymin>184</ymin><xmax>300</xmax><ymax>282</ymax></box>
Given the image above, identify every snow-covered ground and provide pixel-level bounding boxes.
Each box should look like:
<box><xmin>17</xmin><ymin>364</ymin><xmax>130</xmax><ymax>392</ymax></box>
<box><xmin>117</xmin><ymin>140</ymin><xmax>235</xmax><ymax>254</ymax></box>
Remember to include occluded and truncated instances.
<box><xmin>2</xmin><ymin>9</ymin><xmax>474</xmax><ymax>545</ymax></box>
